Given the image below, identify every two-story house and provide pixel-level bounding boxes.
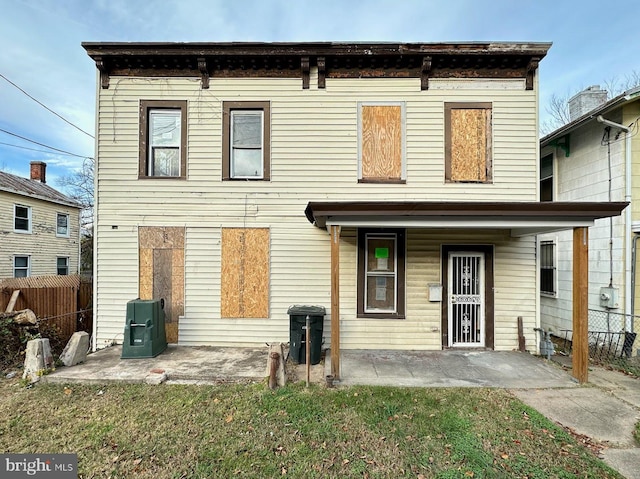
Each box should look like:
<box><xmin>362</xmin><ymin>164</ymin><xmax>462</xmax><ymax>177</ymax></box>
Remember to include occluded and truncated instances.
<box><xmin>0</xmin><ymin>162</ymin><xmax>81</xmax><ymax>279</ymax></box>
<box><xmin>83</xmin><ymin>42</ymin><xmax>626</xmax><ymax>382</ymax></box>
<box><xmin>539</xmin><ymin>85</ymin><xmax>640</xmax><ymax>350</ymax></box>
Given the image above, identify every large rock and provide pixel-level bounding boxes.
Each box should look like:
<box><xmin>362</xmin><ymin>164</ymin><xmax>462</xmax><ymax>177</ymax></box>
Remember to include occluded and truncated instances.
<box><xmin>22</xmin><ymin>338</ymin><xmax>54</xmax><ymax>382</ymax></box>
<box><xmin>59</xmin><ymin>331</ymin><xmax>90</xmax><ymax>366</ymax></box>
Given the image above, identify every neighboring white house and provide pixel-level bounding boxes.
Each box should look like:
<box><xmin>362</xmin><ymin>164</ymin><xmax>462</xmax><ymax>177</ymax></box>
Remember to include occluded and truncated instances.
<box><xmin>0</xmin><ymin>161</ymin><xmax>81</xmax><ymax>279</ymax></box>
<box><xmin>539</xmin><ymin>85</ymin><xmax>640</xmax><ymax>341</ymax></box>
<box><xmin>83</xmin><ymin>41</ymin><xmax>625</xmax><ymax>380</ymax></box>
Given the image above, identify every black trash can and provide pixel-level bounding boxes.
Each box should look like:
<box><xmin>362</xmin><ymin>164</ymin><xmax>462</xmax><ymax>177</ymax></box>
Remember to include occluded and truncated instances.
<box><xmin>287</xmin><ymin>305</ymin><xmax>325</xmax><ymax>365</ymax></box>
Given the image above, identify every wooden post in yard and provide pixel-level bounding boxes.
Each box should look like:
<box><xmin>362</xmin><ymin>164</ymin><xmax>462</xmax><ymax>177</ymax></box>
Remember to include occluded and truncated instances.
<box><xmin>330</xmin><ymin>225</ymin><xmax>341</xmax><ymax>380</ymax></box>
<box><xmin>573</xmin><ymin>227</ymin><xmax>589</xmax><ymax>383</ymax></box>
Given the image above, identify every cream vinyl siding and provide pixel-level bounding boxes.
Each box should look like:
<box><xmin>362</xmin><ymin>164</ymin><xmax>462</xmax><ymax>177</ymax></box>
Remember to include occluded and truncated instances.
<box><xmin>94</xmin><ymin>75</ymin><xmax>540</xmax><ymax>349</ymax></box>
<box><xmin>0</xmin><ymin>191</ymin><xmax>80</xmax><ymax>279</ymax></box>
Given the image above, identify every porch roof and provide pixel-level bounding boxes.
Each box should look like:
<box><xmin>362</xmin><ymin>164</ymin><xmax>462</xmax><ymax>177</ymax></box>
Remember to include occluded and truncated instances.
<box><xmin>304</xmin><ymin>201</ymin><xmax>628</xmax><ymax>237</ymax></box>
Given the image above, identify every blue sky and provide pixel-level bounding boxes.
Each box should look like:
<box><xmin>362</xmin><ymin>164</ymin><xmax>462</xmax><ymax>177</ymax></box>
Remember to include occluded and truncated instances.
<box><xmin>1</xmin><ymin>0</ymin><xmax>639</xmax><ymax>194</ymax></box>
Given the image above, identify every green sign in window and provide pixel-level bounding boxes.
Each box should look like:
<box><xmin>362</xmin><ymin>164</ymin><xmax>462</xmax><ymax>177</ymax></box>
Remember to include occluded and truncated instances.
<box><xmin>375</xmin><ymin>247</ymin><xmax>389</xmax><ymax>259</ymax></box>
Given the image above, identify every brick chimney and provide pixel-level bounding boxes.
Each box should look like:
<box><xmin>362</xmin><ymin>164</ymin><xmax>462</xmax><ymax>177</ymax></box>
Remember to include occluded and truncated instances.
<box><xmin>30</xmin><ymin>161</ymin><xmax>46</xmax><ymax>183</ymax></box>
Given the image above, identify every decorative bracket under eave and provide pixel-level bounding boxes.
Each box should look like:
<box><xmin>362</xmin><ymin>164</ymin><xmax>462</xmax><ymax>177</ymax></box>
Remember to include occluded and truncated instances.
<box><xmin>421</xmin><ymin>56</ymin><xmax>432</xmax><ymax>91</ymax></box>
<box><xmin>317</xmin><ymin>56</ymin><xmax>326</xmax><ymax>89</ymax></box>
<box><xmin>526</xmin><ymin>57</ymin><xmax>540</xmax><ymax>90</ymax></box>
<box><xmin>301</xmin><ymin>56</ymin><xmax>310</xmax><ymax>89</ymax></box>
<box><xmin>551</xmin><ymin>134</ymin><xmax>570</xmax><ymax>157</ymax></box>
<box><xmin>198</xmin><ymin>57</ymin><xmax>210</xmax><ymax>89</ymax></box>
<box><xmin>95</xmin><ymin>56</ymin><xmax>109</xmax><ymax>89</ymax></box>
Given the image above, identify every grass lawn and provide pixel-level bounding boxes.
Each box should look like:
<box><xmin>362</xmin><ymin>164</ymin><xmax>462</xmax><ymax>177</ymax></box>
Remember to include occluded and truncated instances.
<box><xmin>0</xmin><ymin>379</ymin><xmax>622</xmax><ymax>479</ymax></box>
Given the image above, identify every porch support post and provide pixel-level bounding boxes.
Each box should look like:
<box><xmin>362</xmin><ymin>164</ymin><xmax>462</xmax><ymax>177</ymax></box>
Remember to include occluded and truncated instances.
<box><xmin>330</xmin><ymin>225</ymin><xmax>341</xmax><ymax>380</ymax></box>
<box><xmin>572</xmin><ymin>227</ymin><xmax>589</xmax><ymax>383</ymax></box>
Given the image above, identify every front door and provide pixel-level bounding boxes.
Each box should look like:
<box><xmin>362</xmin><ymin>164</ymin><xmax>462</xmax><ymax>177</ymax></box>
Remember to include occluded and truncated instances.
<box><xmin>448</xmin><ymin>252</ymin><xmax>485</xmax><ymax>347</ymax></box>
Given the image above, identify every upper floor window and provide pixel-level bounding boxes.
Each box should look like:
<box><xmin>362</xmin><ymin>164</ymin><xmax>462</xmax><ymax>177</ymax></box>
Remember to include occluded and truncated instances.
<box><xmin>540</xmin><ymin>154</ymin><xmax>553</xmax><ymax>201</ymax></box>
<box><xmin>56</xmin><ymin>213</ymin><xmax>70</xmax><ymax>237</ymax></box>
<box><xmin>57</xmin><ymin>257</ymin><xmax>69</xmax><ymax>275</ymax></box>
<box><xmin>445</xmin><ymin>102</ymin><xmax>493</xmax><ymax>183</ymax></box>
<box><xmin>14</xmin><ymin>205</ymin><xmax>31</xmax><ymax>233</ymax></box>
<box><xmin>14</xmin><ymin>256</ymin><xmax>30</xmax><ymax>278</ymax></box>
<box><xmin>540</xmin><ymin>240</ymin><xmax>556</xmax><ymax>296</ymax></box>
<box><xmin>139</xmin><ymin>100</ymin><xmax>187</xmax><ymax>179</ymax></box>
<box><xmin>222</xmin><ymin>101</ymin><xmax>271</xmax><ymax>180</ymax></box>
<box><xmin>357</xmin><ymin>229</ymin><xmax>406</xmax><ymax>319</ymax></box>
<box><xmin>358</xmin><ymin>102</ymin><xmax>405</xmax><ymax>183</ymax></box>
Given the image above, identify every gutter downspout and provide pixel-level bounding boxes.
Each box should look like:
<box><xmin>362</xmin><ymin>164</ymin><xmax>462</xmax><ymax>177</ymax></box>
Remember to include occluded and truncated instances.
<box><xmin>632</xmin><ymin>235</ymin><xmax>640</xmax><ymax>331</ymax></box>
<box><xmin>597</xmin><ymin>115</ymin><xmax>632</xmax><ymax>329</ymax></box>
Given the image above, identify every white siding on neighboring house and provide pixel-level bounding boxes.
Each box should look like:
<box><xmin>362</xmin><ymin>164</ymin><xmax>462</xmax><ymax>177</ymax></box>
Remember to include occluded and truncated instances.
<box><xmin>94</xmin><ymin>75</ymin><xmax>541</xmax><ymax>350</ymax></box>
<box><xmin>540</xmin><ymin>118</ymin><xmax>627</xmax><ymax>335</ymax></box>
<box><xmin>0</xmin><ymin>191</ymin><xmax>80</xmax><ymax>279</ymax></box>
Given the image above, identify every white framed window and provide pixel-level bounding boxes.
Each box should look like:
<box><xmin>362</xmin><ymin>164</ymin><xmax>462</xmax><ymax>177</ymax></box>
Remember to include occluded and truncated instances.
<box><xmin>231</xmin><ymin>110</ymin><xmax>264</xmax><ymax>178</ymax></box>
<box><xmin>139</xmin><ymin>100</ymin><xmax>187</xmax><ymax>179</ymax></box>
<box><xmin>56</xmin><ymin>213</ymin><xmax>70</xmax><ymax>237</ymax></box>
<box><xmin>14</xmin><ymin>204</ymin><xmax>31</xmax><ymax>233</ymax></box>
<box><xmin>540</xmin><ymin>240</ymin><xmax>556</xmax><ymax>296</ymax></box>
<box><xmin>57</xmin><ymin>257</ymin><xmax>69</xmax><ymax>275</ymax></box>
<box><xmin>14</xmin><ymin>256</ymin><xmax>30</xmax><ymax>278</ymax></box>
<box><xmin>222</xmin><ymin>101</ymin><xmax>270</xmax><ymax>181</ymax></box>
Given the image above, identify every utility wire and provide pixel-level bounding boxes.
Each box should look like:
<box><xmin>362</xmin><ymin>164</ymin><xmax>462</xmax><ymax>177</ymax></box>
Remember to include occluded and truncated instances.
<box><xmin>0</xmin><ymin>72</ymin><xmax>94</xmax><ymax>139</ymax></box>
<box><xmin>0</xmin><ymin>128</ymin><xmax>92</xmax><ymax>159</ymax></box>
<box><xmin>0</xmin><ymin>141</ymin><xmax>91</xmax><ymax>158</ymax></box>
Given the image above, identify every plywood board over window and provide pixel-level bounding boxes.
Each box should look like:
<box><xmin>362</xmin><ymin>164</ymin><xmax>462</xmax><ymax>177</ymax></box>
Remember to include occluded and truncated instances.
<box><xmin>221</xmin><ymin>228</ymin><xmax>270</xmax><ymax>318</ymax></box>
<box><xmin>139</xmin><ymin>226</ymin><xmax>185</xmax><ymax>343</ymax></box>
<box><xmin>445</xmin><ymin>103</ymin><xmax>492</xmax><ymax>183</ymax></box>
<box><xmin>359</xmin><ymin>103</ymin><xmax>405</xmax><ymax>183</ymax></box>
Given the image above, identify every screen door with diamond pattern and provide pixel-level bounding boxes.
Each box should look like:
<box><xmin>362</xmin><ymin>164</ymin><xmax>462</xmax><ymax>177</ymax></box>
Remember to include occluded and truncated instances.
<box><xmin>448</xmin><ymin>252</ymin><xmax>485</xmax><ymax>347</ymax></box>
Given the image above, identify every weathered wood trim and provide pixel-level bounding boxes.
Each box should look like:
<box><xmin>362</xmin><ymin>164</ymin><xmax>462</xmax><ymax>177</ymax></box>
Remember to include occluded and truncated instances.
<box><xmin>330</xmin><ymin>225</ymin><xmax>340</xmax><ymax>380</ymax></box>
<box><xmin>317</xmin><ymin>56</ymin><xmax>326</xmax><ymax>89</ymax></box>
<box><xmin>526</xmin><ymin>57</ymin><xmax>540</xmax><ymax>90</ymax></box>
<box><xmin>421</xmin><ymin>56</ymin><xmax>432</xmax><ymax>90</ymax></box>
<box><xmin>197</xmin><ymin>57</ymin><xmax>209</xmax><ymax>89</ymax></box>
<box><xmin>95</xmin><ymin>56</ymin><xmax>109</xmax><ymax>89</ymax></box>
<box><xmin>572</xmin><ymin>227</ymin><xmax>589</xmax><ymax>383</ymax></box>
<box><xmin>301</xmin><ymin>56</ymin><xmax>310</xmax><ymax>89</ymax></box>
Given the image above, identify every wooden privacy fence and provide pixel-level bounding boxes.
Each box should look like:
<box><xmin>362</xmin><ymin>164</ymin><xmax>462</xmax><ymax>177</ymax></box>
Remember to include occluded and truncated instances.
<box><xmin>0</xmin><ymin>275</ymin><xmax>93</xmax><ymax>343</ymax></box>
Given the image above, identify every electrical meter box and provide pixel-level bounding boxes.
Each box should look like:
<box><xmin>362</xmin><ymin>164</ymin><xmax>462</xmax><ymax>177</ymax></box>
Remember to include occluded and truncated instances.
<box><xmin>599</xmin><ymin>287</ymin><xmax>619</xmax><ymax>309</ymax></box>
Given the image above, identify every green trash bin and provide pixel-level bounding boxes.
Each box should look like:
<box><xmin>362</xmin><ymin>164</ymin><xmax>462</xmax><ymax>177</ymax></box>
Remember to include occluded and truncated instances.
<box><xmin>287</xmin><ymin>305</ymin><xmax>325</xmax><ymax>365</ymax></box>
<box><xmin>121</xmin><ymin>299</ymin><xmax>168</xmax><ymax>359</ymax></box>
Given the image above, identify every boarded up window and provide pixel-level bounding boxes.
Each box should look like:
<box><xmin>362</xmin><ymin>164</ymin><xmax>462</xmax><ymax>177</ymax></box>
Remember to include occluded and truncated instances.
<box><xmin>360</xmin><ymin>104</ymin><xmax>404</xmax><ymax>182</ymax></box>
<box><xmin>221</xmin><ymin>228</ymin><xmax>269</xmax><ymax>318</ymax></box>
<box><xmin>139</xmin><ymin>227</ymin><xmax>185</xmax><ymax>344</ymax></box>
<box><xmin>445</xmin><ymin>103</ymin><xmax>492</xmax><ymax>183</ymax></box>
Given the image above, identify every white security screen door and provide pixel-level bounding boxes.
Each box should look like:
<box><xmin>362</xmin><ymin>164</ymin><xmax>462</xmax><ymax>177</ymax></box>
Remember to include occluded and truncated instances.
<box><xmin>448</xmin><ymin>252</ymin><xmax>485</xmax><ymax>347</ymax></box>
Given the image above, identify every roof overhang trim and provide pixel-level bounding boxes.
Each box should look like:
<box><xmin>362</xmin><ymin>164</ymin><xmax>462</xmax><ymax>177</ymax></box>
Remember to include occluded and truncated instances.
<box><xmin>305</xmin><ymin>201</ymin><xmax>628</xmax><ymax>237</ymax></box>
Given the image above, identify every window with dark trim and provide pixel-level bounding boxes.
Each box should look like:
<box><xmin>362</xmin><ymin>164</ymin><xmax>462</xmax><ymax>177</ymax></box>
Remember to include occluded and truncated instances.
<box><xmin>445</xmin><ymin>102</ymin><xmax>492</xmax><ymax>183</ymax></box>
<box><xmin>357</xmin><ymin>229</ymin><xmax>405</xmax><ymax>319</ymax></box>
<box><xmin>540</xmin><ymin>240</ymin><xmax>556</xmax><ymax>295</ymax></box>
<box><xmin>14</xmin><ymin>256</ymin><xmax>29</xmax><ymax>278</ymax></box>
<box><xmin>540</xmin><ymin>154</ymin><xmax>553</xmax><ymax>201</ymax></box>
<box><xmin>57</xmin><ymin>257</ymin><xmax>69</xmax><ymax>275</ymax></box>
<box><xmin>139</xmin><ymin>100</ymin><xmax>187</xmax><ymax>179</ymax></box>
<box><xmin>358</xmin><ymin>102</ymin><xmax>405</xmax><ymax>183</ymax></box>
<box><xmin>222</xmin><ymin>101</ymin><xmax>271</xmax><ymax>180</ymax></box>
<box><xmin>14</xmin><ymin>204</ymin><xmax>31</xmax><ymax>233</ymax></box>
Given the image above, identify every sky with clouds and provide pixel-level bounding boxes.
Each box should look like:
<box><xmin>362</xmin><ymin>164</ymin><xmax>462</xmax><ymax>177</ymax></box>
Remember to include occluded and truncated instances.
<box><xmin>0</xmin><ymin>0</ymin><xmax>639</xmax><ymax>193</ymax></box>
